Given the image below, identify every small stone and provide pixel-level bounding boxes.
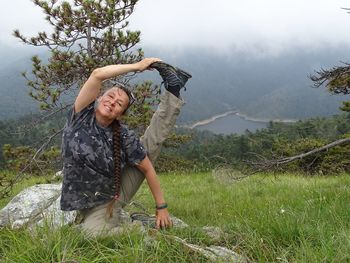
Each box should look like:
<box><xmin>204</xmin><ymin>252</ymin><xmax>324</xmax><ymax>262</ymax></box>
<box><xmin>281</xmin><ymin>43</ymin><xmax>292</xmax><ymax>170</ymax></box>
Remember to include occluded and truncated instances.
<box><xmin>205</xmin><ymin>245</ymin><xmax>248</xmax><ymax>262</ymax></box>
<box><xmin>170</xmin><ymin>215</ymin><xmax>189</xmax><ymax>228</ymax></box>
<box><xmin>202</xmin><ymin>226</ymin><xmax>227</xmax><ymax>242</ymax></box>
<box><xmin>54</xmin><ymin>170</ymin><xmax>63</xmax><ymax>178</ymax></box>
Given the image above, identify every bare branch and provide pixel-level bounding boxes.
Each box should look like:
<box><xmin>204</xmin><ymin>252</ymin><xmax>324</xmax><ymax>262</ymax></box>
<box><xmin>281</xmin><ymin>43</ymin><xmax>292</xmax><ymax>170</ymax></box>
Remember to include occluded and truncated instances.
<box><xmin>248</xmin><ymin>137</ymin><xmax>350</xmax><ymax>172</ymax></box>
<box><xmin>0</xmin><ymin>127</ymin><xmax>64</xmax><ymax>199</ymax></box>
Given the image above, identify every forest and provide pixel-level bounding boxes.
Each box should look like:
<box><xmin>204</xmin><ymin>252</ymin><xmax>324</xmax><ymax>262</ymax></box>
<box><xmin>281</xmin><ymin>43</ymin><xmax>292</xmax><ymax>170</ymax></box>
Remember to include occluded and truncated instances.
<box><xmin>1</xmin><ymin>109</ymin><xmax>349</xmax><ymax>176</ymax></box>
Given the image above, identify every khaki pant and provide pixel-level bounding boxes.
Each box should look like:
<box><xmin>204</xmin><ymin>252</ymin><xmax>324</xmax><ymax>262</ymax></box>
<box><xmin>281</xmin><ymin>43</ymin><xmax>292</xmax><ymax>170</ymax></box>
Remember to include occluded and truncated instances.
<box><xmin>79</xmin><ymin>91</ymin><xmax>184</xmax><ymax>235</ymax></box>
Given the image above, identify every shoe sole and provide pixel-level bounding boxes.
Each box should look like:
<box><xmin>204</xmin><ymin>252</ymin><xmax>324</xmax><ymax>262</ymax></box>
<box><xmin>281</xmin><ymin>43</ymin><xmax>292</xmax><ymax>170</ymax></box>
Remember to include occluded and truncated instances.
<box><xmin>150</xmin><ymin>61</ymin><xmax>192</xmax><ymax>90</ymax></box>
<box><xmin>175</xmin><ymin>67</ymin><xmax>192</xmax><ymax>79</ymax></box>
<box><xmin>151</xmin><ymin>62</ymin><xmax>192</xmax><ymax>79</ymax></box>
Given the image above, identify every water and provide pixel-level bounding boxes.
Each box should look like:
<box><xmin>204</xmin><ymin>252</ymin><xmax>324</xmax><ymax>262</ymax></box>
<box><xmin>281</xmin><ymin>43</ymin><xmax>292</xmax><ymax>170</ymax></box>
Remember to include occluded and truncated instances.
<box><xmin>195</xmin><ymin>113</ymin><xmax>268</xmax><ymax>135</ymax></box>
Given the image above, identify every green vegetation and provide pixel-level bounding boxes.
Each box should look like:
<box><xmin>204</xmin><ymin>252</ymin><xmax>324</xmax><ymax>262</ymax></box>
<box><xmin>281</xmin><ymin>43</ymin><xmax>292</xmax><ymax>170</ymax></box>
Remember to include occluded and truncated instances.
<box><xmin>135</xmin><ymin>172</ymin><xmax>350</xmax><ymax>262</ymax></box>
<box><xmin>0</xmin><ymin>225</ymin><xmax>210</xmax><ymax>262</ymax></box>
<box><xmin>14</xmin><ymin>0</ymin><xmax>163</xmax><ymax>136</ymax></box>
<box><xmin>1</xmin><ymin>112</ymin><xmax>349</xmax><ymax>175</ymax></box>
<box><xmin>1</xmin><ymin>171</ymin><xmax>350</xmax><ymax>262</ymax></box>
<box><xmin>168</xmin><ymin>113</ymin><xmax>350</xmax><ymax>174</ymax></box>
<box><xmin>0</xmin><ymin>111</ymin><xmax>66</xmax><ymax>167</ymax></box>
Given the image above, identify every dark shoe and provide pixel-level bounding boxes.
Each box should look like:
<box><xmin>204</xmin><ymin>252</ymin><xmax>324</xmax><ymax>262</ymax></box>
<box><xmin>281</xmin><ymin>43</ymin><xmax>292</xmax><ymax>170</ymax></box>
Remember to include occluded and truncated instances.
<box><xmin>150</xmin><ymin>62</ymin><xmax>192</xmax><ymax>97</ymax></box>
<box><xmin>130</xmin><ymin>212</ymin><xmax>156</xmax><ymax>228</ymax></box>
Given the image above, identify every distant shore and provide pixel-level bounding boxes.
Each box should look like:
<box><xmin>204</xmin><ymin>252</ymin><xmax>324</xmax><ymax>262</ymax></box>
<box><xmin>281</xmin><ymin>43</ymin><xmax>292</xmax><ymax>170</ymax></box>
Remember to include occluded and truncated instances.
<box><xmin>235</xmin><ymin>112</ymin><xmax>298</xmax><ymax>124</ymax></box>
<box><xmin>187</xmin><ymin>110</ymin><xmax>237</xmax><ymax>129</ymax></box>
<box><xmin>186</xmin><ymin>110</ymin><xmax>298</xmax><ymax>129</ymax></box>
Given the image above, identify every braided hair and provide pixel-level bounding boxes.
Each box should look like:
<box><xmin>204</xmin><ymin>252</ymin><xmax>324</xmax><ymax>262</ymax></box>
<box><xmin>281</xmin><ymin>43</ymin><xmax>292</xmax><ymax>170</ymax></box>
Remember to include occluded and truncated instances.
<box><xmin>106</xmin><ymin>120</ymin><xmax>122</xmax><ymax>218</ymax></box>
<box><xmin>105</xmin><ymin>85</ymin><xmax>134</xmax><ymax>218</ymax></box>
<box><xmin>112</xmin><ymin>120</ymin><xmax>122</xmax><ymax>197</ymax></box>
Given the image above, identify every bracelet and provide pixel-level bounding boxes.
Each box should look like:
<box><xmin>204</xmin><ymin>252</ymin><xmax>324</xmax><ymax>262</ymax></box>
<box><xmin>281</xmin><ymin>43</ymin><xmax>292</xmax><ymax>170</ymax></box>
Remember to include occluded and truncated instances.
<box><xmin>156</xmin><ymin>203</ymin><xmax>168</xmax><ymax>210</ymax></box>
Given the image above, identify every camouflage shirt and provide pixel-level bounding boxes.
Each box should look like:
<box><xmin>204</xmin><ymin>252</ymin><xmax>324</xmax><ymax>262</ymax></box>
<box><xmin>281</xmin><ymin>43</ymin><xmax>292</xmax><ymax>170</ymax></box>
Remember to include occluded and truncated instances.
<box><xmin>60</xmin><ymin>102</ymin><xmax>147</xmax><ymax>211</ymax></box>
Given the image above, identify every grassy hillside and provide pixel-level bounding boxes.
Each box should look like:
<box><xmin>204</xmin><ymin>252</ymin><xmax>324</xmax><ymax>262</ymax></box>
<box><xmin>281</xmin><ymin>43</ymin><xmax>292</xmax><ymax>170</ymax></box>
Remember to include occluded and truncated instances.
<box><xmin>1</xmin><ymin>171</ymin><xmax>349</xmax><ymax>262</ymax></box>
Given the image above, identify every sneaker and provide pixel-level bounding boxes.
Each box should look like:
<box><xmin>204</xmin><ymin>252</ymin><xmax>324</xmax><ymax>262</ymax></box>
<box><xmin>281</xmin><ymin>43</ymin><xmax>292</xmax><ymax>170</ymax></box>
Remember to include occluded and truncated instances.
<box><xmin>130</xmin><ymin>212</ymin><xmax>156</xmax><ymax>228</ymax></box>
<box><xmin>150</xmin><ymin>62</ymin><xmax>192</xmax><ymax>97</ymax></box>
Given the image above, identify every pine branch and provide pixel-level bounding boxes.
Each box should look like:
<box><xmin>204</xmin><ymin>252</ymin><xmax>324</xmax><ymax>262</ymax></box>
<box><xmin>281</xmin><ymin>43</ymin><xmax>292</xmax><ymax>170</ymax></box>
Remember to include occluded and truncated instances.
<box><xmin>309</xmin><ymin>63</ymin><xmax>350</xmax><ymax>95</ymax></box>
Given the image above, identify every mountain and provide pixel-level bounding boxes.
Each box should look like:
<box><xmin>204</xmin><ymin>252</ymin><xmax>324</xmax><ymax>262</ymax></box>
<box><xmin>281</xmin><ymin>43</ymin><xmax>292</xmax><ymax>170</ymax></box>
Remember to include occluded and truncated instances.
<box><xmin>0</xmin><ymin>55</ymin><xmax>40</xmax><ymax>120</ymax></box>
<box><xmin>0</xmin><ymin>44</ymin><xmax>349</xmax><ymax>122</ymax></box>
<box><xmin>141</xmin><ymin>46</ymin><xmax>349</xmax><ymax>123</ymax></box>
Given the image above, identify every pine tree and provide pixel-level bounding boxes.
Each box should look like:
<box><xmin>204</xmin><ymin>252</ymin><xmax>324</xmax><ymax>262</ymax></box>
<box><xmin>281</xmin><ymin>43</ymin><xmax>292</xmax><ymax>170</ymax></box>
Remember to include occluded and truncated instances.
<box><xmin>310</xmin><ymin>63</ymin><xmax>350</xmax><ymax>113</ymax></box>
<box><xmin>13</xmin><ymin>0</ymin><xmax>160</xmax><ymax>131</ymax></box>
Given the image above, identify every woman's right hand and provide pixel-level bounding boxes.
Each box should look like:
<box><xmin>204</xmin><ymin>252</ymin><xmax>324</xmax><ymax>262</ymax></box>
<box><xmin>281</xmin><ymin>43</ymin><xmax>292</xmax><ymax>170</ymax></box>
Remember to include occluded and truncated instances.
<box><xmin>156</xmin><ymin>208</ymin><xmax>173</xmax><ymax>229</ymax></box>
<box><xmin>136</xmin><ymin>57</ymin><xmax>162</xmax><ymax>72</ymax></box>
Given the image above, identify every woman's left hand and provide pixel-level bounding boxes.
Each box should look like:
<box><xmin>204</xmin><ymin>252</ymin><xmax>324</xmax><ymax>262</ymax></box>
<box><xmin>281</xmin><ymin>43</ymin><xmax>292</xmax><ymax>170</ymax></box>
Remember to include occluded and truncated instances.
<box><xmin>155</xmin><ymin>208</ymin><xmax>173</xmax><ymax>229</ymax></box>
<box><xmin>136</xmin><ymin>57</ymin><xmax>161</xmax><ymax>72</ymax></box>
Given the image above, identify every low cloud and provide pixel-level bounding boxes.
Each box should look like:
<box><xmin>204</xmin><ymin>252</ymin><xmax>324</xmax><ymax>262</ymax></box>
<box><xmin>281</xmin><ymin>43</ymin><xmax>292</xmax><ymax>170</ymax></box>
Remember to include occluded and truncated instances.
<box><xmin>2</xmin><ymin>0</ymin><xmax>350</xmax><ymax>55</ymax></box>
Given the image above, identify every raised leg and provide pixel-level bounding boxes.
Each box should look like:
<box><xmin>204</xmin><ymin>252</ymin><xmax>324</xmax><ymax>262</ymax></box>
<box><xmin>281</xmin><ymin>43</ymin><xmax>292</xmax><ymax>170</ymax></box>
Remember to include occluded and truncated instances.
<box><xmin>118</xmin><ymin>90</ymin><xmax>184</xmax><ymax>205</ymax></box>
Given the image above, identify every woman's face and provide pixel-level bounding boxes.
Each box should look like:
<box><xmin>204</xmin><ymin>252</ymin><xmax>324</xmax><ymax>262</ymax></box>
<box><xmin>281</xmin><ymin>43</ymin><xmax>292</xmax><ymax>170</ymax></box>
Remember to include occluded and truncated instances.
<box><xmin>96</xmin><ymin>87</ymin><xmax>130</xmax><ymax>120</ymax></box>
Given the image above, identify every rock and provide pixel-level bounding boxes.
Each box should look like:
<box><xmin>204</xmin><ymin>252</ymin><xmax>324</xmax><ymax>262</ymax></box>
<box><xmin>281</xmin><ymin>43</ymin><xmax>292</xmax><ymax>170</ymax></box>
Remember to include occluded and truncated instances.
<box><xmin>205</xmin><ymin>245</ymin><xmax>248</xmax><ymax>262</ymax></box>
<box><xmin>170</xmin><ymin>215</ymin><xmax>189</xmax><ymax>228</ymax></box>
<box><xmin>0</xmin><ymin>183</ymin><xmax>76</xmax><ymax>229</ymax></box>
<box><xmin>177</xmin><ymin>238</ymin><xmax>247</xmax><ymax>262</ymax></box>
<box><xmin>52</xmin><ymin>170</ymin><xmax>63</xmax><ymax>181</ymax></box>
<box><xmin>55</xmin><ymin>170</ymin><xmax>63</xmax><ymax>178</ymax></box>
<box><xmin>35</xmin><ymin>193</ymin><xmax>76</xmax><ymax>228</ymax></box>
<box><xmin>149</xmin><ymin>231</ymin><xmax>248</xmax><ymax>262</ymax></box>
<box><xmin>202</xmin><ymin>226</ymin><xmax>228</xmax><ymax>242</ymax></box>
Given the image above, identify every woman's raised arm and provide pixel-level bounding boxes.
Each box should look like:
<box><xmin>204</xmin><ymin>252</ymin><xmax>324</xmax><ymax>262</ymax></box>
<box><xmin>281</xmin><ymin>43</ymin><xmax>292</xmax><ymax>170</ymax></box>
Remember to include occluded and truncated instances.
<box><xmin>74</xmin><ymin>58</ymin><xmax>161</xmax><ymax>113</ymax></box>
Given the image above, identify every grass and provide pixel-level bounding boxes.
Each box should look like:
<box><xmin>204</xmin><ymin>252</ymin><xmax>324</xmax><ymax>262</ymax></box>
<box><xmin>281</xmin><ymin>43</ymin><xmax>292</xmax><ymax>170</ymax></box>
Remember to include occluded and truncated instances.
<box><xmin>0</xmin><ymin>225</ymin><xmax>209</xmax><ymax>262</ymax></box>
<box><xmin>1</xmin><ymin>170</ymin><xmax>350</xmax><ymax>262</ymax></box>
<box><xmin>0</xmin><ymin>170</ymin><xmax>58</xmax><ymax>208</ymax></box>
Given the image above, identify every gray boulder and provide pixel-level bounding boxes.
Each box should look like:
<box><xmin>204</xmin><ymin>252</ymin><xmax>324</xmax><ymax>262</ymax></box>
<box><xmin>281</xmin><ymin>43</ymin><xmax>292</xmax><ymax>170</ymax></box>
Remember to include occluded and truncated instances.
<box><xmin>0</xmin><ymin>183</ymin><xmax>76</xmax><ymax>228</ymax></box>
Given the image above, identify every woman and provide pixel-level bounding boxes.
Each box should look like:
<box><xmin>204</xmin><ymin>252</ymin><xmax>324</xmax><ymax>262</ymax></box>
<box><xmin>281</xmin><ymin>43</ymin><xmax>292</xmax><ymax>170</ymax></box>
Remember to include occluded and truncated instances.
<box><xmin>60</xmin><ymin>58</ymin><xmax>191</xmax><ymax>235</ymax></box>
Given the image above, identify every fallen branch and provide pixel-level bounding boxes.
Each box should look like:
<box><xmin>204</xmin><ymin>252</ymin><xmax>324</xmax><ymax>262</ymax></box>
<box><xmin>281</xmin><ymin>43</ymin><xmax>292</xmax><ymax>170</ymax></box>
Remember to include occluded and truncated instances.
<box><xmin>249</xmin><ymin>137</ymin><xmax>350</xmax><ymax>171</ymax></box>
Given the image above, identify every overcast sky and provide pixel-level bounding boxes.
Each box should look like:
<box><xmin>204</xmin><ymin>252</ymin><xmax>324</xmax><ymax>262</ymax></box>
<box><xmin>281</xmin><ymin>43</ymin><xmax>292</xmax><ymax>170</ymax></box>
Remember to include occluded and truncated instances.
<box><xmin>2</xmin><ymin>0</ymin><xmax>350</xmax><ymax>54</ymax></box>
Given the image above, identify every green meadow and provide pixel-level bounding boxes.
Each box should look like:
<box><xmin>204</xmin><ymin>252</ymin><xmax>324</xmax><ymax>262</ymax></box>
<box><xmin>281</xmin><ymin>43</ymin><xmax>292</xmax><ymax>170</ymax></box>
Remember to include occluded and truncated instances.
<box><xmin>1</xmin><ymin>171</ymin><xmax>350</xmax><ymax>262</ymax></box>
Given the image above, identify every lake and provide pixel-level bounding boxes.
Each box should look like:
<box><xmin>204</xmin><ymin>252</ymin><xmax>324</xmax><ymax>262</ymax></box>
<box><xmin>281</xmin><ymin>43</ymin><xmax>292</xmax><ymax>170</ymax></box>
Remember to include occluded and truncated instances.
<box><xmin>195</xmin><ymin>113</ymin><xmax>268</xmax><ymax>135</ymax></box>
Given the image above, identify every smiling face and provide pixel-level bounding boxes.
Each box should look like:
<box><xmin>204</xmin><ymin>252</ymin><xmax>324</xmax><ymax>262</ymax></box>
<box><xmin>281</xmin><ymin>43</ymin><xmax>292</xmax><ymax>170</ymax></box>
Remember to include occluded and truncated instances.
<box><xmin>95</xmin><ymin>87</ymin><xmax>130</xmax><ymax>125</ymax></box>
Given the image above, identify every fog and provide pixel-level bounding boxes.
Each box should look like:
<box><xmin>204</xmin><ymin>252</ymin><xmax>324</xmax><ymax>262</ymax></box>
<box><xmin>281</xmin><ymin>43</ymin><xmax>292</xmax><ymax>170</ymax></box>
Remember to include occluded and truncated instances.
<box><xmin>2</xmin><ymin>0</ymin><xmax>350</xmax><ymax>55</ymax></box>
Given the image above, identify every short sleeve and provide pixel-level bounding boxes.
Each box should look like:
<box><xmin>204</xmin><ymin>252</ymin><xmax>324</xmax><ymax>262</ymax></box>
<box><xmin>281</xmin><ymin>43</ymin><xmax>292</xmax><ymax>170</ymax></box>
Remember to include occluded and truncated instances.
<box><xmin>122</xmin><ymin>127</ymin><xmax>147</xmax><ymax>166</ymax></box>
<box><xmin>66</xmin><ymin>102</ymin><xmax>95</xmax><ymax>127</ymax></box>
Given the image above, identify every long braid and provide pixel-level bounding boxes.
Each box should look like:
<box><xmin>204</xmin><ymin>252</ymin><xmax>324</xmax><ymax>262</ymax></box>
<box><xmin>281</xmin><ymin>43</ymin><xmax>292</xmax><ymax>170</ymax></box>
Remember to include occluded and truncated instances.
<box><xmin>106</xmin><ymin>120</ymin><xmax>122</xmax><ymax>218</ymax></box>
<box><xmin>113</xmin><ymin>120</ymin><xmax>122</xmax><ymax>198</ymax></box>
